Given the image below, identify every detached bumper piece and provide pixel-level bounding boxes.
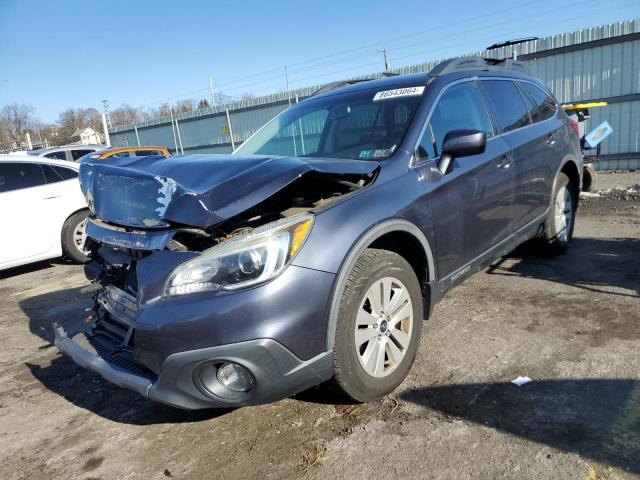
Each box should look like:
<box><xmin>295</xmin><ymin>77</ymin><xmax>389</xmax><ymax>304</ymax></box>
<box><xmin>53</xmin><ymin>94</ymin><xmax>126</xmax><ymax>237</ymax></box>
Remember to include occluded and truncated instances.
<box><xmin>53</xmin><ymin>322</ymin><xmax>333</xmax><ymax>410</ymax></box>
<box><xmin>53</xmin><ymin>323</ymin><xmax>153</xmax><ymax>397</ymax></box>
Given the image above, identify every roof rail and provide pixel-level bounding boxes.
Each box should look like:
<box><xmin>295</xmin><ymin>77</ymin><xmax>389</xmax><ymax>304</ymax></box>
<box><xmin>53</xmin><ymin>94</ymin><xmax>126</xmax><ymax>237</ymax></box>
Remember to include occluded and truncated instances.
<box><xmin>428</xmin><ymin>56</ymin><xmax>528</xmax><ymax>77</ymax></box>
<box><xmin>311</xmin><ymin>78</ymin><xmax>377</xmax><ymax>97</ymax></box>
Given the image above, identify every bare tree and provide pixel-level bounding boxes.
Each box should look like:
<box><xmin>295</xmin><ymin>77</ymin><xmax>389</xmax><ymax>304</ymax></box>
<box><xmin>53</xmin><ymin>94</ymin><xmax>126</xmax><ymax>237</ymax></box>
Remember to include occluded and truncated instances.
<box><xmin>0</xmin><ymin>103</ymin><xmax>36</xmax><ymax>147</ymax></box>
<box><xmin>174</xmin><ymin>99</ymin><xmax>195</xmax><ymax>114</ymax></box>
<box><xmin>56</xmin><ymin>108</ymin><xmax>87</xmax><ymax>145</ymax></box>
<box><xmin>156</xmin><ymin>103</ymin><xmax>172</xmax><ymax>118</ymax></box>
<box><xmin>85</xmin><ymin>107</ymin><xmax>103</xmax><ymax>135</ymax></box>
<box><xmin>109</xmin><ymin>104</ymin><xmax>141</xmax><ymax>127</ymax></box>
<box><xmin>197</xmin><ymin>99</ymin><xmax>210</xmax><ymax>110</ymax></box>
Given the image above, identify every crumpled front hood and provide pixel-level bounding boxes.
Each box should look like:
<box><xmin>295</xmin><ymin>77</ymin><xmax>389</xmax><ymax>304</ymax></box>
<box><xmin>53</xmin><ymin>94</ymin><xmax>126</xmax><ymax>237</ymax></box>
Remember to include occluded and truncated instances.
<box><xmin>79</xmin><ymin>154</ymin><xmax>378</xmax><ymax>229</ymax></box>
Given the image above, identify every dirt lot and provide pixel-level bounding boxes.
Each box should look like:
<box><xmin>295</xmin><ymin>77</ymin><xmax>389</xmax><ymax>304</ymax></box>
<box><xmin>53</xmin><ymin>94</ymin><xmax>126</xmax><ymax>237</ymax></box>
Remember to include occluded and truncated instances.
<box><xmin>1</xmin><ymin>171</ymin><xmax>639</xmax><ymax>480</ymax></box>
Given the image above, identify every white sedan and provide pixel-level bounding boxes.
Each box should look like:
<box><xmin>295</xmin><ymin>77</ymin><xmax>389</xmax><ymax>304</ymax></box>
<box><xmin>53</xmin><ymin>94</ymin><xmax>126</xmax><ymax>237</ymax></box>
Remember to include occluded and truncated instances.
<box><xmin>0</xmin><ymin>155</ymin><xmax>89</xmax><ymax>271</ymax></box>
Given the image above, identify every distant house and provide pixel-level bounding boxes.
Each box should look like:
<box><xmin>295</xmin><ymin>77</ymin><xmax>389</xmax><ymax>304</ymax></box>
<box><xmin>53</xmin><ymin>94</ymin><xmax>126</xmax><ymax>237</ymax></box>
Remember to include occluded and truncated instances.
<box><xmin>70</xmin><ymin>127</ymin><xmax>104</xmax><ymax>145</ymax></box>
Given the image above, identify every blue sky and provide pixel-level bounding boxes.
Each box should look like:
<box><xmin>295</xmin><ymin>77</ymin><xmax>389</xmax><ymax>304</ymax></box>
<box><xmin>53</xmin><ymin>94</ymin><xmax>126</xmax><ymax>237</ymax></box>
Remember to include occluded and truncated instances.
<box><xmin>0</xmin><ymin>0</ymin><xmax>638</xmax><ymax>122</ymax></box>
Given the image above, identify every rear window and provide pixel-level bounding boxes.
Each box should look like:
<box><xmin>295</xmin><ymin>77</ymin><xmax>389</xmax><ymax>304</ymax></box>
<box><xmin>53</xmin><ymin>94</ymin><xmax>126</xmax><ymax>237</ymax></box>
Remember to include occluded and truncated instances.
<box><xmin>0</xmin><ymin>162</ymin><xmax>47</xmax><ymax>193</ymax></box>
<box><xmin>519</xmin><ymin>82</ymin><xmax>557</xmax><ymax>123</ymax></box>
<box><xmin>481</xmin><ymin>80</ymin><xmax>531</xmax><ymax>133</ymax></box>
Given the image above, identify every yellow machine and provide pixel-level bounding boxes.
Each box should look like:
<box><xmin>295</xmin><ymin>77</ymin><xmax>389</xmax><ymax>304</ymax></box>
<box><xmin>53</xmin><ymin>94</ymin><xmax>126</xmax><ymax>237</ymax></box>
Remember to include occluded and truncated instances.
<box><xmin>561</xmin><ymin>101</ymin><xmax>609</xmax><ymax>192</ymax></box>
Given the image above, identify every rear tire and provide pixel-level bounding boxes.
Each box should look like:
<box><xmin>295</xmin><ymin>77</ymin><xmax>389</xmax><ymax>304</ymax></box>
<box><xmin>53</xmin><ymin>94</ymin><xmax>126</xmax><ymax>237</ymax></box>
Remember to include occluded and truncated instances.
<box><xmin>331</xmin><ymin>249</ymin><xmax>423</xmax><ymax>403</ymax></box>
<box><xmin>582</xmin><ymin>163</ymin><xmax>598</xmax><ymax>192</ymax></box>
<box><xmin>541</xmin><ymin>172</ymin><xmax>576</xmax><ymax>255</ymax></box>
<box><xmin>61</xmin><ymin>210</ymin><xmax>90</xmax><ymax>263</ymax></box>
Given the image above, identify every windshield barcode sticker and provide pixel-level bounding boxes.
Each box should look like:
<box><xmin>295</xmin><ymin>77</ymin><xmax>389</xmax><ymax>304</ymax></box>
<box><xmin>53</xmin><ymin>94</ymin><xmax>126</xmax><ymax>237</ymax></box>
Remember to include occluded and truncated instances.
<box><xmin>373</xmin><ymin>86</ymin><xmax>425</xmax><ymax>101</ymax></box>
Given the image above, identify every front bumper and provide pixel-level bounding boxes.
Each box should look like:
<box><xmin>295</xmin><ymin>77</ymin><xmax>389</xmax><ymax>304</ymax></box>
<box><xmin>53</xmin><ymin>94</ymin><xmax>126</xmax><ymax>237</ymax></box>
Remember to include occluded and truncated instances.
<box><xmin>54</xmin><ymin>323</ymin><xmax>333</xmax><ymax>409</ymax></box>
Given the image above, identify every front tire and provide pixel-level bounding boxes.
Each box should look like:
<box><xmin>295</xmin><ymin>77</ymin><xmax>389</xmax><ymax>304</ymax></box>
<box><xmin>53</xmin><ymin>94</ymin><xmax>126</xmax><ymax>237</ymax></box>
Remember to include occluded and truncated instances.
<box><xmin>61</xmin><ymin>210</ymin><xmax>90</xmax><ymax>263</ymax></box>
<box><xmin>542</xmin><ymin>172</ymin><xmax>576</xmax><ymax>255</ymax></box>
<box><xmin>332</xmin><ymin>249</ymin><xmax>423</xmax><ymax>402</ymax></box>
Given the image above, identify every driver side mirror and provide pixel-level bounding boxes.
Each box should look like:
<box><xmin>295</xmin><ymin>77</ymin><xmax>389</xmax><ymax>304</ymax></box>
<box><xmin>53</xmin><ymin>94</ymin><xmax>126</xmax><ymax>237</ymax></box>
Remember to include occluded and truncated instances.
<box><xmin>438</xmin><ymin>129</ymin><xmax>486</xmax><ymax>175</ymax></box>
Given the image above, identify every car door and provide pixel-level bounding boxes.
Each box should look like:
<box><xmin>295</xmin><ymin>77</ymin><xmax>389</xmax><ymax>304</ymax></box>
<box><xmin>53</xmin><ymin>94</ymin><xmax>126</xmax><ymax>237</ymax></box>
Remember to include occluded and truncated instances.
<box><xmin>415</xmin><ymin>80</ymin><xmax>515</xmax><ymax>280</ymax></box>
<box><xmin>0</xmin><ymin>162</ymin><xmax>55</xmax><ymax>266</ymax></box>
<box><xmin>479</xmin><ymin>79</ymin><xmax>561</xmax><ymax>230</ymax></box>
<box><xmin>516</xmin><ymin>81</ymin><xmax>564</xmax><ymax>222</ymax></box>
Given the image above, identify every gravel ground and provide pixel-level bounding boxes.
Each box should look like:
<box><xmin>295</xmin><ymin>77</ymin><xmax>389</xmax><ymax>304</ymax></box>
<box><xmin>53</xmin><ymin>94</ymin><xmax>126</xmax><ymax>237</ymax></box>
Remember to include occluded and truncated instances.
<box><xmin>0</xmin><ymin>171</ymin><xmax>638</xmax><ymax>480</ymax></box>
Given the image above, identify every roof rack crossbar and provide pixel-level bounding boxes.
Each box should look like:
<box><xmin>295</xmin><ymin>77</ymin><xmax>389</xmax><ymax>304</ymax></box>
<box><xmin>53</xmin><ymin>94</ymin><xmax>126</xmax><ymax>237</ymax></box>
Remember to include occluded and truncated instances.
<box><xmin>428</xmin><ymin>56</ymin><xmax>528</xmax><ymax>77</ymax></box>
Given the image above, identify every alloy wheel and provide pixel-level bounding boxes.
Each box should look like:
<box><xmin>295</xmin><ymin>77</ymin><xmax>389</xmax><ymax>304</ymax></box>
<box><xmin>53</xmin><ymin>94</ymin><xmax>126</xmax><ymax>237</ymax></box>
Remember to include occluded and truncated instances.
<box><xmin>554</xmin><ymin>185</ymin><xmax>573</xmax><ymax>242</ymax></box>
<box><xmin>354</xmin><ymin>276</ymin><xmax>414</xmax><ymax>378</ymax></box>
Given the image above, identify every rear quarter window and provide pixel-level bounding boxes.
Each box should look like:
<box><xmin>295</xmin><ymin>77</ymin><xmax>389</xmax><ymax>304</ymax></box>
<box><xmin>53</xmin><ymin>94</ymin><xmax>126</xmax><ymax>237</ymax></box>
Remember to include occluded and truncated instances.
<box><xmin>519</xmin><ymin>82</ymin><xmax>557</xmax><ymax>122</ymax></box>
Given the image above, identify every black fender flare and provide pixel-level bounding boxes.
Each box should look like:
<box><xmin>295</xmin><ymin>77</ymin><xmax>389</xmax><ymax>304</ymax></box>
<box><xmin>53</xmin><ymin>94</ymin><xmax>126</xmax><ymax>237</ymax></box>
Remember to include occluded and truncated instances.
<box><xmin>324</xmin><ymin>218</ymin><xmax>435</xmax><ymax>350</ymax></box>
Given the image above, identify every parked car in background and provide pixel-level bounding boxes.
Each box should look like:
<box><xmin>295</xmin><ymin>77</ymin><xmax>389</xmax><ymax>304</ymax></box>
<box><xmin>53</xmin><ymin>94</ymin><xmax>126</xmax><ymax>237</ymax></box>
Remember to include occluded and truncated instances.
<box><xmin>55</xmin><ymin>57</ymin><xmax>582</xmax><ymax>409</ymax></box>
<box><xmin>29</xmin><ymin>144</ymin><xmax>104</xmax><ymax>162</ymax></box>
<box><xmin>0</xmin><ymin>155</ymin><xmax>89</xmax><ymax>270</ymax></box>
<box><xmin>78</xmin><ymin>146</ymin><xmax>172</xmax><ymax>163</ymax></box>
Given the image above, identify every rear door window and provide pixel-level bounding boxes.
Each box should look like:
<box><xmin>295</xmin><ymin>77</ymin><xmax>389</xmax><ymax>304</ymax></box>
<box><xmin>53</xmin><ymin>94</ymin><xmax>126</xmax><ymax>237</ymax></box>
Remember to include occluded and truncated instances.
<box><xmin>0</xmin><ymin>162</ymin><xmax>47</xmax><ymax>193</ymax></box>
<box><xmin>42</xmin><ymin>164</ymin><xmax>78</xmax><ymax>182</ymax></box>
<box><xmin>519</xmin><ymin>82</ymin><xmax>557</xmax><ymax>122</ymax></box>
<box><xmin>427</xmin><ymin>81</ymin><xmax>493</xmax><ymax>155</ymax></box>
<box><xmin>481</xmin><ymin>80</ymin><xmax>531</xmax><ymax>133</ymax></box>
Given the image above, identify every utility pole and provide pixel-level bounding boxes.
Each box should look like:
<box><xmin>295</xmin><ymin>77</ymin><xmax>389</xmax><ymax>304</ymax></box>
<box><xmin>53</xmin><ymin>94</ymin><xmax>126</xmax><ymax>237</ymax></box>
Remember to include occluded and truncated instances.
<box><xmin>101</xmin><ymin>113</ymin><xmax>111</xmax><ymax>147</ymax></box>
<box><xmin>379</xmin><ymin>48</ymin><xmax>391</xmax><ymax>71</ymax></box>
<box><xmin>101</xmin><ymin>100</ymin><xmax>112</xmax><ymax>128</ymax></box>
<box><xmin>284</xmin><ymin>65</ymin><xmax>291</xmax><ymax>106</ymax></box>
<box><xmin>209</xmin><ymin>74</ymin><xmax>217</xmax><ymax>109</ymax></box>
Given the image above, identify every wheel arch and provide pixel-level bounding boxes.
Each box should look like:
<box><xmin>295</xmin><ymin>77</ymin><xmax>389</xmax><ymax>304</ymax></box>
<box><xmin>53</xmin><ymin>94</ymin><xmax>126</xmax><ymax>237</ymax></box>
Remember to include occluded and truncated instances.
<box><xmin>325</xmin><ymin>219</ymin><xmax>435</xmax><ymax>350</ymax></box>
<box><xmin>556</xmin><ymin>156</ymin><xmax>582</xmax><ymax>202</ymax></box>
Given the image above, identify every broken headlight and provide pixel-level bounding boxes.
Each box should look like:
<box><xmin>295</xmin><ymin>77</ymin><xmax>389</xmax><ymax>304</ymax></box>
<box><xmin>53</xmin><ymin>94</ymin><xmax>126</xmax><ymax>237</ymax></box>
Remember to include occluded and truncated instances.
<box><xmin>164</xmin><ymin>214</ymin><xmax>314</xmax><ymax>296</ymax></box>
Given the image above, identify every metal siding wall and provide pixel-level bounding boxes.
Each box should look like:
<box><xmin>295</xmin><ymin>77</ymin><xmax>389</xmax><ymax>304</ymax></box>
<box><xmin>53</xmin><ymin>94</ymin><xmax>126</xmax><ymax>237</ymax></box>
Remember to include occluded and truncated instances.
<box><xmin>229</xmin><ymin>104</ymin><xmax>289</xmax><ymax>143</ymax></box>
<box><xmin>526</xmin><ymin>40</ymin><xmax>640</xmax><ymax>103</ymax></box>
<box><xmin>109</xmin><ymin>20</ymin><xmax>640</xmax><ymax>158</ymax></box>
<box><xmin>584</xmin><ymin>100</ymin><xmax>640</xmax><ymax>155</ymax></box>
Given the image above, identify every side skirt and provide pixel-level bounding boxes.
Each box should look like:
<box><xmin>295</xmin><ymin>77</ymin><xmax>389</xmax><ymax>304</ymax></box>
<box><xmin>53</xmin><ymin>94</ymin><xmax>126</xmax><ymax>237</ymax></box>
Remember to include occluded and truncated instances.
<box><xmin>431</xmin><ymin>211</ymin><xmax>548</xmax><ymax>305</ymax></box>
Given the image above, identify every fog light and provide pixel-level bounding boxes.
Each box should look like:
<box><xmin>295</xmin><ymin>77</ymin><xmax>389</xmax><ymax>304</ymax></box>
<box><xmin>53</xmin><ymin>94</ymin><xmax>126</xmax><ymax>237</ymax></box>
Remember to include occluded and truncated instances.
<box><xmin>216</xmin><ymin>362</ymin><xmax>255</xmax><ymax>392</ymax></box>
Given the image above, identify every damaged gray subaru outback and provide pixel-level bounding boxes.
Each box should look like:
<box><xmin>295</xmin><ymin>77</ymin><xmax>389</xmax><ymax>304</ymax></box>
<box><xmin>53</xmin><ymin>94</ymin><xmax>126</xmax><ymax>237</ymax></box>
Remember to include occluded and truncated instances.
<box><xmin>54</xmin><ymin>57</ymin><xmax>582</xmax><ymax>409</ymax></box>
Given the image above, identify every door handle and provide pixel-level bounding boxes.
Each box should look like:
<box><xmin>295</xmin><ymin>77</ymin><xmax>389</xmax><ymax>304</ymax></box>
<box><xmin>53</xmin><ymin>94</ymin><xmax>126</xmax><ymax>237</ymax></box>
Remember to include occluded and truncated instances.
<box><xmin>497</xmin><ymin>155</ymin><xmax>512</xmax><ymax>170</ymax></box>
<box><xmin>42</xmin><ymin>195</ymin><xmax>61</xmax><ymax>200</ymax></box>
<box><xmin>545</xmin><ymin>134</ymin><xmax>556</xmax><ymax>146</ymax></box>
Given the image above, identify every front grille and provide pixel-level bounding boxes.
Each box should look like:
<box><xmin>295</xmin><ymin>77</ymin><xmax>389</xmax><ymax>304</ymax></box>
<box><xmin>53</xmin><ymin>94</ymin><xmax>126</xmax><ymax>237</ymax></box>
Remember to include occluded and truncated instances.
<box><xmin>88</xmin><ymin>334</ymin><xmax>157</xmax><ymax>381</ymax></box>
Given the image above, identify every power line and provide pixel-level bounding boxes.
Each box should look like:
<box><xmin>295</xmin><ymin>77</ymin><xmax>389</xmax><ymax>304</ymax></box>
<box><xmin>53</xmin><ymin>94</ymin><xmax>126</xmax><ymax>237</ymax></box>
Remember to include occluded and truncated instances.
<box><xmin>110</xmin><ymin>0</ymin><xmax>629</xmax><ymax>117</ymax></box>
<box><xmin>212</xmin><ymin>0</ymin><xmax>549</xmax><ymax>89</ymax></box>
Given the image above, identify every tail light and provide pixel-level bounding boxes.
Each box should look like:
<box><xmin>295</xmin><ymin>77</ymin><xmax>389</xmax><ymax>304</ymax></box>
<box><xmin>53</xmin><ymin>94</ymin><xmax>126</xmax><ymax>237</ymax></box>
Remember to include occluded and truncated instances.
<box><xmin>569</xmin><ymin>121</ymin><xmax>580</xmax><ymax>137</ymax></box>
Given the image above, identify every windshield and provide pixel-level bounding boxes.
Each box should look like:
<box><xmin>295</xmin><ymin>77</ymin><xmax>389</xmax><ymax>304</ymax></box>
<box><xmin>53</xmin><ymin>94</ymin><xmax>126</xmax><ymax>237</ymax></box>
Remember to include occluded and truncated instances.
<box><xmin>235</xmin><ymin>86</ymin><xmax>425</xmax><ymax>160</ymax></box>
